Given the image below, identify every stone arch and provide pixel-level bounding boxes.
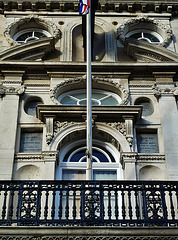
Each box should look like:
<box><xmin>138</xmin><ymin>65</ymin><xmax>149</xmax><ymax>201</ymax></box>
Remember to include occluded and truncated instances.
<box><xmin>139</xmin><ymin>165</ymin><xmax>164</xmax><ymax>180</ymax></box>
<box><xmin>117</xmin><ymin>16</ymin><xmax>172</xmax><ymax>47</ymax></box>
<box><xmin>50</xmin><ymin>75</ymin><xmax>129</xmax><ymax>106</ymax></box>
<box><xmin>14</xmin><ymin>164</ymin><xmax>40</xmax><ymax>180</ymax></box>
<box><xmin>50</xmin><ymin>122</ymin><xmax>130</xmax><ymax>153</ymax></box>
<box><xmin>62</xmin><ymin>17</ymin><xmax>117</xmax><ymax>61</ymax></box>
<box><xmin>4</xmin><ymin>15</ymin><xmax>61</xmax><ymax>47</ymax></box>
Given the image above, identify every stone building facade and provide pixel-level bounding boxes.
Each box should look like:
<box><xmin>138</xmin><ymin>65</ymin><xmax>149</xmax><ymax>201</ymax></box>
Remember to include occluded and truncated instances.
<box><xmin>0</xmin><ymin>0</ymin><xmax>178</xmax><ymax>238</ymax></box>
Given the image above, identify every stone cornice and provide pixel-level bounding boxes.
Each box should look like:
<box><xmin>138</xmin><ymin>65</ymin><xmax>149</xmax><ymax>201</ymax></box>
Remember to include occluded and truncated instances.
<box><xmin>1</xmin><ymin>0</ymin><xmax>178</xmax><ymax>14</ymax></box>
<box><xmin>36</xmin><ymin>105</ymin><xmax>142</xmax><ymax>123</ymax></box>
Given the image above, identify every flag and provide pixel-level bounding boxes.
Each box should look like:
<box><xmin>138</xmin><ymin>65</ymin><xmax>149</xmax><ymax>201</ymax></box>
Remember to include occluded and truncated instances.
<box><xmin>79</xmin><ymin>0</ymin><xmax>90</xmax><ymax>15</ymax></box>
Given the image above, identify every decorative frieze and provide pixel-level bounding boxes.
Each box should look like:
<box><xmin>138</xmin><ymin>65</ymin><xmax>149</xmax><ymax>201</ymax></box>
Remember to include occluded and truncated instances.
<box><xmin>15</xmin><ymin>153</ymin><xmax>43</xmax><ymax>162</ymax></box>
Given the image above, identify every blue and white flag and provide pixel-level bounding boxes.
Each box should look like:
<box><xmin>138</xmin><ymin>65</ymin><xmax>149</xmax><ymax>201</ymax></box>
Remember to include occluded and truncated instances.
<box><xmin>79</xmin><ymin>0</ymin><xmax>90</xmax><ymax>14</ymax></box>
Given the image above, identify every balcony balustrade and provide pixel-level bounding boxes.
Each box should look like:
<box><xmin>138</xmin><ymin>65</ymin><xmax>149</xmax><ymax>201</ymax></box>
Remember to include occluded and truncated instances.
<box><xmin>0</xmin><ymin>181</ymin><xmax>177</xmax><ymax>227</ymax></box>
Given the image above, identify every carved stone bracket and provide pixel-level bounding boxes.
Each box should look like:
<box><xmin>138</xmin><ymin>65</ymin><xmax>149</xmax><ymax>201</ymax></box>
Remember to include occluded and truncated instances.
<box><xmin>46</xmin><ymin>117</ymin><xmax>55</xmax><ymax>144</ymax></box>
<box><xmin>0</xmin><ymin>85</ymin><xmax>25</xmax><ymax>96</ymax></box>
<box><xmin>123</xmin><ymin>116</ymin><xmax>134</xmax><ymax>147</ymax></box>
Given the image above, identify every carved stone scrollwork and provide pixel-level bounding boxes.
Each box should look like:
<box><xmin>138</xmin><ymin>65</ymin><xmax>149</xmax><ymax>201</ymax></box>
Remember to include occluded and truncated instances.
<box><xmin>0</xmin><ymin>85</ymin><xmax>25</xmax><ymax>95</ymax></box>
<box><xmin>50</xmin><ymin>76</ymin><xmax>129</xmax><ymax>106</ymax></box>
<box><xmin>105</xmin><ymin>122</ymin><xmax>126</xmax><ymax>136</ymax></box>
<box><xmin>174</xmin><ymin>87</ymin><xmax>178</xmax><ymax>96</ymax></box>
<box><xmin>152</xmin><ymin>83</ymin><xmax>176</xmax><ymax>98</ymax></box>
<box><xmin>54</xmin><ymin>121</ymin><xmax>75</xmax><ymax>136</ymax></box>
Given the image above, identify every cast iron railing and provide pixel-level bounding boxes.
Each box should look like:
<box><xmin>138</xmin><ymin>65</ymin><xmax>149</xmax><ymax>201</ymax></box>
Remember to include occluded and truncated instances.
<box><xmin>0</xmin><ymin>181</ymin><xmax>178</xmax><ymax>226</ymax></box>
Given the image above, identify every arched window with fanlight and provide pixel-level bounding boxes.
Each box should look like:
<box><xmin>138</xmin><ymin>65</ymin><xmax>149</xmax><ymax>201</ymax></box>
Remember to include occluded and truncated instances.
<box><xmin>56</xmin><ymin>139</ymin><xmax>122</xmax><ymax>181</ymax></box>
<box><xmin>125</xmin><ymin>29</ymin><xmax>163</xmax><ymax>44</ymax></box>
<box><xmin>13</xmin><ymin>28</ymin><xmax>52</xmax><ymax>43</ymax></box>
<box><xmin>57</xmin><ymin>89</ymin><xmax>122</xmax><ymax>106</ymax></box>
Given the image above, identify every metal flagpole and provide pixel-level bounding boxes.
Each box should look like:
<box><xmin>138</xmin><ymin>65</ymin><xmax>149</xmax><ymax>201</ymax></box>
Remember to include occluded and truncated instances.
<box><xmin>86</xmin><ymin>2</ymin><xmax>92</xmax><ymax>181</ymax></box>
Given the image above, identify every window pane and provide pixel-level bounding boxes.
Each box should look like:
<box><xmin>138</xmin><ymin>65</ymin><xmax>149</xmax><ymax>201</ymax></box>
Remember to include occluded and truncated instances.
<box><xmin>62</xmin><ymin>170</ymin><xmax>86</xmax><ymax>180</ymax></box>
<box><xmin>93</xmin><ymin>171</ymin><xmax>117</xmax><ymax>180</ymax></box>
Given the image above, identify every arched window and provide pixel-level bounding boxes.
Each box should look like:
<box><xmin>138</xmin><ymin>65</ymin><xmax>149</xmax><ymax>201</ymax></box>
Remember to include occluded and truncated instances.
<box><xmin>58</xmin><ymin>89</ymin><xmax>121</xmax><ymax>106</ymax></box>
<box><xmin>56</xmin><ymin>139</ymin><xmax>122</xmax><ymax>181</ymax></box>
<box><xmin>24</xmin><ymin>97</ymin><xmax>43</xmax><ymax>117</ymax></box>
<box><xmin>13</xmin><ymin>28</ymin><xmax>51</xmax><ymax>43</ymax></box>
<box><xmin>125</xmin><ymin>29</ymin><xmax>163</xmax><ymax>44</ymax></box>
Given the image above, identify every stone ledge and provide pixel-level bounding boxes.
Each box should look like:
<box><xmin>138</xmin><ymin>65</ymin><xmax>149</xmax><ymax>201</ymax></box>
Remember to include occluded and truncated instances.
<box><xmin>0</xmin><ymin>227</ymin><xmax>178</xmax><ymax>239</ymax></box>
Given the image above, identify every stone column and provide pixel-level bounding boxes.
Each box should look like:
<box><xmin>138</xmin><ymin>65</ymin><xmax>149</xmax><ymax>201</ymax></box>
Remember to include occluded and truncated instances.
<box><xmin>153</xmin><ymin>72</ymin><xmax>178</xmax><ymax>180</ymax></box>
<box><xmin>0</xmin><ymin>73</ymin><xmax>24</xmax><ymax>180</ymax></box>
<box><xmin>42</xmin><ymin>151</ymin><xmax>58</xmax><ymax>179</ymax></box>
<box><xmin>120</xmin><ymin>153</ymin><xmax>137</xmax><ymax>180</ymax></box>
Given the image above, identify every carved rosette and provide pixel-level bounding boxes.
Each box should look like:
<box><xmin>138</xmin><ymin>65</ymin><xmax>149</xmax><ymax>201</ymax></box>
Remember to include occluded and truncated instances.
<box><xmin>50</xmin><ymin>76</ymin><xmax>129</xmax><ymax>106</ymax></box>
<box><xmin>0</xmin><ymin>85</ymin><xmax>25</xmax><ymax>95</ymax></box>
<box><xmin>117</xmin><ymin>16</ymin><xmax>172</xmax><ymax>47</ymax></box>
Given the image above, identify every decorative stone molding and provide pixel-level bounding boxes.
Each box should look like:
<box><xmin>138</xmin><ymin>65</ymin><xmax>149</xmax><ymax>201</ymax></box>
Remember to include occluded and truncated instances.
<box><xmin>0</xmin><ymin>85</ymin><xmax>25</xmax><ymax>96</ymax></box>
<box><xmin>152</xmin><ymin>83</ymin><xmax>176</xmax><ymax>98</ymax></box>
<box><xmin>0</xmin><ymin>236</ymin><xmax>178</xmax><ymax>240</ymax></box>
<box><xmin>174</xmin><ymin>87</ymin><xmax>178</xmax><ymax>96</ymax></box>
<box><xmin>41</xmin><ymin>151</ymin><xmax>58</xmax><ymax>162</ymax></box>
<box><xmin>4</xmin><ymin>15</ymin><xmax>61</xmax><ymax>47</ymax></box>
<box><xmin>105</xmin><ymin>122</ymin><xmax>126</xmax><ymax>136</ymax></box>
<box><xmin>121</xmin><ymin>152</ymin><xmax>166</xmax><ymax>168</ymax></box>
<box><xmin>54</xmin><ymin>121</ymin><xmax>76</xmax><ymax>136</ymax></box>
<box><xmin>15</xmin><ymin>153</ymin><xmax>43</xmax><ymax>162</ymax></box>
<box><xmin>50</xmin><ymin>76</ymin><xmax>129</xmax><ymax>106</ymax></box>
<box><xmin>137</xmin><ymin>154</ymin><xmax>166</xmax><ymax>162</ymax></box>
<box><xmin>117</xmin><ymin>16</ymin><xmax>172</xmax><ymax>47</ymax></box>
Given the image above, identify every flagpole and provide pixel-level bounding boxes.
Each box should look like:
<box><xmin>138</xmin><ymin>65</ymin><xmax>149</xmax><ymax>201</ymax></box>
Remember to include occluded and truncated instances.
<box><xmin>86</xmin><ymin>3</ymin><xmax>92</xmax><ymax>181</ymax></box>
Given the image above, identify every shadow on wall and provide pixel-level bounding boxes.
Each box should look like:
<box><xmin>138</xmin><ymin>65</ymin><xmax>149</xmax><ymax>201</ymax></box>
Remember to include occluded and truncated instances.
<box><xmin>139</xmin><ymin>165</ymin><xmax>164</xmax><ymax>180</ymax></box>
<box><xmin>72</xmin><ymin>24</ymin><xmax>105</xmax><ymax>62</ymax></box>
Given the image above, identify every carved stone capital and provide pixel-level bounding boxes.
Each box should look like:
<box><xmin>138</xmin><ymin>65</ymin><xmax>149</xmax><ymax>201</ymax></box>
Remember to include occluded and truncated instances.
<box><xmin>120</xmin><ymin>152</ymin><xmax>137</xmax><ymax>169</ymax></box>
<box><xmin>152</xmin><ymin>83</ymin><xmax>176</xmax><ymax>98</ymax></box>
<box><xmin>0</xmin><ymin>85</ymin><xmax>25</xmax><ymax>95</ymax></box>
